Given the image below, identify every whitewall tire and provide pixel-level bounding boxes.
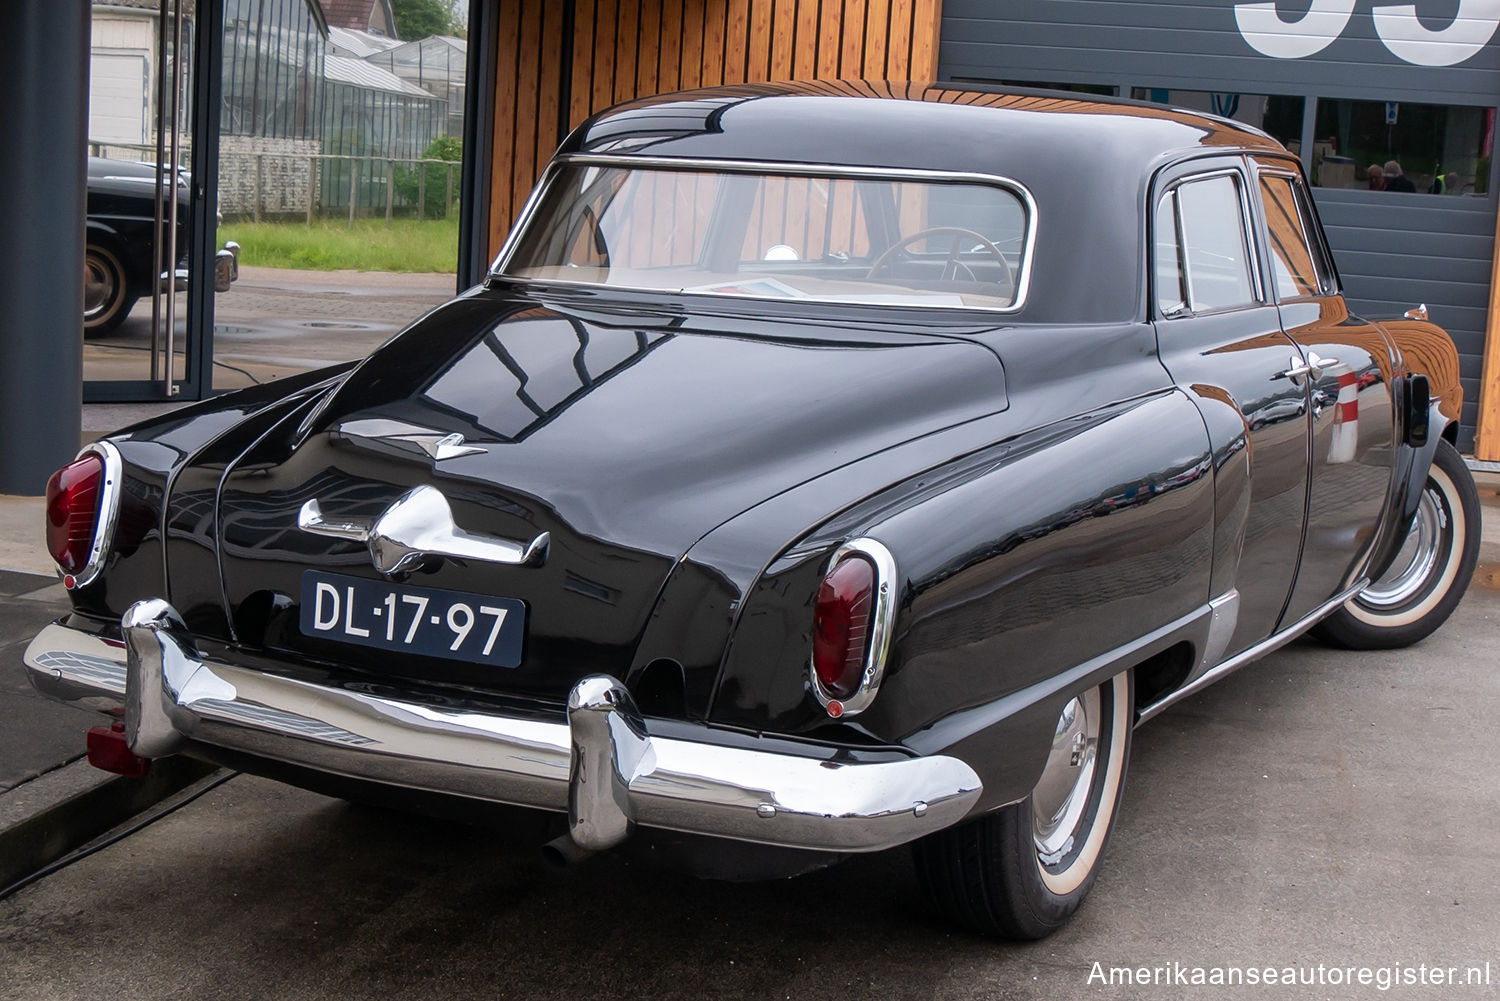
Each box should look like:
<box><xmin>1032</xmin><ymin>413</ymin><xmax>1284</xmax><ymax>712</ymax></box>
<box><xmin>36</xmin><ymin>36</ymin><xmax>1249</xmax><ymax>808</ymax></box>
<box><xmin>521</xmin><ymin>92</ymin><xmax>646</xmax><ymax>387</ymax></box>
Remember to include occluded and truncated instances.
<box><xmin>1314</xmin><ymin>439</ymin><xmax>1479</xmax><ymax>650</ymax></box>
<box><xmin>913</xmin><ymin>669</ymin><xmax>1133</xmax><ymax>939</ymax></box>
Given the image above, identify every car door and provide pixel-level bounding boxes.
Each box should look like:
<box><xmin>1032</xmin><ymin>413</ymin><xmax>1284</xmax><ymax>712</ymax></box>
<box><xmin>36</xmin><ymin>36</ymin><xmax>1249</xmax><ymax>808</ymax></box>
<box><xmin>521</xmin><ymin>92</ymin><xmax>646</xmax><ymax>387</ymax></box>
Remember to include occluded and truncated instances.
<box><xmin>1152</xmin><ymin>158</ymin><xmax>1312</xmax><ymax>661</ymax></box>
<box><xmin>1251</xmin><ymin>158</ymin><xmax>1396</xmax><ymax>625</ymax></box>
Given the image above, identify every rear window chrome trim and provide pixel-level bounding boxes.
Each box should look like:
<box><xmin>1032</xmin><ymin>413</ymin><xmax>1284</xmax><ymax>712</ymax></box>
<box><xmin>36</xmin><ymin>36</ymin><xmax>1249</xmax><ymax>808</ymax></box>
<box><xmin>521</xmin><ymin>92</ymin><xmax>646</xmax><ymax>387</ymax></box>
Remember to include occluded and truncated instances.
<box><xmin>489</xmin><ymin>154</ymin><xmax>1040</xmax><ymax>315</ymax></box>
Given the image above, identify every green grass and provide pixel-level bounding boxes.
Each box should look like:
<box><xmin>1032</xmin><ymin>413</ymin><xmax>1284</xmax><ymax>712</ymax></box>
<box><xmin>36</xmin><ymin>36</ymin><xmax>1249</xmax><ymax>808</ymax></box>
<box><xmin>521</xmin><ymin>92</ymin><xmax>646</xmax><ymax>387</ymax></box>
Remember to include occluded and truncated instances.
<box><xmin>219</xmin><ymin>217</ymin><xmax>460</xmax><ymax>273</ymax></box>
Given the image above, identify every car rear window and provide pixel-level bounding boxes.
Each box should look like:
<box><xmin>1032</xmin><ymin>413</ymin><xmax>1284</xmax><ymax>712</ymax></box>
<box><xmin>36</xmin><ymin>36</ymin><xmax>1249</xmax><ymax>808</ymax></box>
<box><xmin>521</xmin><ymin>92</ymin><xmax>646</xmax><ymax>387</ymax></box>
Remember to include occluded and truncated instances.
<box><xmin>500</xmin><ymin>162</ymin><xmax>1033</xmax><ymax>311</ymax></box>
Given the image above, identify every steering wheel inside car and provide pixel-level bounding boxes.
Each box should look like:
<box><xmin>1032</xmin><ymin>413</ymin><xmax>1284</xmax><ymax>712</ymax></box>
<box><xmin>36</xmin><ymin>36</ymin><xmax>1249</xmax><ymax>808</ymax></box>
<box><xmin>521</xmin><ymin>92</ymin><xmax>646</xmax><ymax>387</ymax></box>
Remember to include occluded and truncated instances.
<box><xmin>865</xmin><ymin>226</ymin><xmax>1014</xmax><ymax>289</ymax></box>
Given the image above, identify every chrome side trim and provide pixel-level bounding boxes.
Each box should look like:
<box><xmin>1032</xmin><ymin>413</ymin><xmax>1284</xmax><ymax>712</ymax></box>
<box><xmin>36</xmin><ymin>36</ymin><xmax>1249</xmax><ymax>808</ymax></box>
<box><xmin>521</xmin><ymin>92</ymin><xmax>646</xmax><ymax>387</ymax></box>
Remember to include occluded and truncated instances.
<box><xmin>24</xmin><ymin>602</ymin><xmax>982</xmax><ymax>855</ymax></box>
<box><xmin>64</xmin><ymin>440</ymin><xmax>124</xmax><ymax>590</ymax></box>
<box><xmin>1189</xmin><ymin>588</ymin><xmax>1240</xmax><ymax>682</ymax></box>
<box><xmin>808</xmin><ymin>537</ymin><xmax>898</xmax><ymax>719</ymax></box>
<box><xmin>298</xmin><ymin>484</ymin><xmax>550</xmax><ymax>577</ymax></box>
<box><xmin>489</xmin><ymin>154</ymin><xmax>1041</xmax><ymax>314</ymax></box>
<box><xmin>1137</xmin><ymin>579</ymin><xmax>1368</xmax><ymax>724</ymax></box>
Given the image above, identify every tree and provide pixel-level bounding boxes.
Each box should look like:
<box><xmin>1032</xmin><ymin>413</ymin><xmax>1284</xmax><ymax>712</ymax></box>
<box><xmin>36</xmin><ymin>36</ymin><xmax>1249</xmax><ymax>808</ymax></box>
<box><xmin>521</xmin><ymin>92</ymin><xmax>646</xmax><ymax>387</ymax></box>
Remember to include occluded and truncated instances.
<box><xmin>394</xmin><ymin>136</ymin><xmax>463</xmax><ymax>218</ymax></box>
<box><xmin>391</xmin><ymin>0</ymin><xmax>454</xmax><ymax>40</ymax></box>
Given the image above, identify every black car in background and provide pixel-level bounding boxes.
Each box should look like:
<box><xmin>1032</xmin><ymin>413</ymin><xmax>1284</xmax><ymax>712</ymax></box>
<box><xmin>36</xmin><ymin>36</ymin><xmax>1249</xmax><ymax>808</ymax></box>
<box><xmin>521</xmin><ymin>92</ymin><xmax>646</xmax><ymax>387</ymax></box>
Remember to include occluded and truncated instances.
<box><xmin>84</xmin><ymin>156</ymin><xmax>236</xmax><ymax>335</ymax></box>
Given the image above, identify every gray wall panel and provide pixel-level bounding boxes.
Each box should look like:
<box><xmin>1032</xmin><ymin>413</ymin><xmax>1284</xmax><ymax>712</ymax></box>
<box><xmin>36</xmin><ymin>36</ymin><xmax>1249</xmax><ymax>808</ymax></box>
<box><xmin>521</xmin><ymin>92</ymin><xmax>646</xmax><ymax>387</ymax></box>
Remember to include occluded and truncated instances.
<box><xmin>1334</xmin><ymin>250</ymin><xmax>1492</xmax><ymax>285</ymax></box>
<box><xmin>943</xmin><ymin>0</ymin><xmax>1500</xmax><ymax>103</ymax></box>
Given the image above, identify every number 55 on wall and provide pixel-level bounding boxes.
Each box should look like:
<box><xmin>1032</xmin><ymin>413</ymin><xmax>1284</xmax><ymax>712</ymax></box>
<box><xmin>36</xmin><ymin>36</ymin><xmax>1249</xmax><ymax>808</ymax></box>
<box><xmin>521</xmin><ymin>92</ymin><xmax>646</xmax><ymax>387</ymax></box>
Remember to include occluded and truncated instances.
<box><xmin>1235</xmin><ymin>0</ymin><xmax>1500</xmax><ymax>66</ymax></box>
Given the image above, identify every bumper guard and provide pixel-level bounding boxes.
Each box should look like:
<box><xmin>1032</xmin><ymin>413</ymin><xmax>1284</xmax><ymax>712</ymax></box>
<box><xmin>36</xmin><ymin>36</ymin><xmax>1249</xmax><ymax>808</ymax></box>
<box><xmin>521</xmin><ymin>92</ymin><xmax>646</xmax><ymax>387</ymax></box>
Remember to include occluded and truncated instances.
<box><xmin>24</xmin><ymin>599</ymin><xmax>982</xmax><ymax>854</ymax></box>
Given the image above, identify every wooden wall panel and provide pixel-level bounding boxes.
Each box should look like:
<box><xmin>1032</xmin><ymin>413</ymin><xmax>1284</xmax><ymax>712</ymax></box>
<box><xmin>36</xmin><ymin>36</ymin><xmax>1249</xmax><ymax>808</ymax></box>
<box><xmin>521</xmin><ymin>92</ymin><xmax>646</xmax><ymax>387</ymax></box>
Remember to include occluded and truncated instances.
<box><xmin>488</xmin><ymin>0</ymin><xmax>947</xmax><ymax>259</ymax></box>
<box><xmin>1475</xmin><ymin>227</ymin><xmax>1500</xmax><ymax>459</ymax></box>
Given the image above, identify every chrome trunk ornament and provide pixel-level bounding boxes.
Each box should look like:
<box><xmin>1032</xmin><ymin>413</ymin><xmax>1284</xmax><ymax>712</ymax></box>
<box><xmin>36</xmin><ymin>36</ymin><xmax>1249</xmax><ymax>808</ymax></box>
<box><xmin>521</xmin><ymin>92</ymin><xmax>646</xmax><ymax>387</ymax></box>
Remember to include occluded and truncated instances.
<box><xmin>298</xmin><ymin>485</ymin><xmax>549</xmax><ymax>577</ymax></box>
<box><xmin>335</xmin><ymin>418</ymin><xmax>486</xmax><ymax>460</ymax></box>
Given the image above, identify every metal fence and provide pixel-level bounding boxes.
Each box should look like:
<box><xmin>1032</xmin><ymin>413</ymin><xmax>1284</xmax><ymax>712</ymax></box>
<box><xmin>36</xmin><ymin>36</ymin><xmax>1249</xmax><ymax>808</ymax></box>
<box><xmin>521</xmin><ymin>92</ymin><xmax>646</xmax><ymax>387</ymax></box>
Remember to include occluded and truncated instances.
<box><xmin>88</xmin><ymin>143</ymin><xmax>463</xmax><ymax>225</ymax></box>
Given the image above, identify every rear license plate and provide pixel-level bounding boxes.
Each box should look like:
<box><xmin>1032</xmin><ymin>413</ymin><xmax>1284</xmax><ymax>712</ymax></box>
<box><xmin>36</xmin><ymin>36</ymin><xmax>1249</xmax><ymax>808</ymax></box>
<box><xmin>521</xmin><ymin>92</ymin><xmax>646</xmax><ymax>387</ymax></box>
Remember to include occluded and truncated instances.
<box><xmin>299</xmin><ymin>570</ymin><xmax>526</xmax><ymax>668</ymax></box>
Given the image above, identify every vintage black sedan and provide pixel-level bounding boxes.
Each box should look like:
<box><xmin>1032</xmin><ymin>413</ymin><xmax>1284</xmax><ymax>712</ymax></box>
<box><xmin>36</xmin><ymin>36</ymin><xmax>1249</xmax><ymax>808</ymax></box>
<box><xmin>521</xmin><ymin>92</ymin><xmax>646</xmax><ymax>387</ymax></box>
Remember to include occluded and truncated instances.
<box><xmin>84</xmin><ymin>156</ymin><xmax>237</xmax><ymax>335</ymax></box>
<box><xmin>30</xmin><ymin>83</ymin><xmax>1478</xmax><ymax>939</ymax></box>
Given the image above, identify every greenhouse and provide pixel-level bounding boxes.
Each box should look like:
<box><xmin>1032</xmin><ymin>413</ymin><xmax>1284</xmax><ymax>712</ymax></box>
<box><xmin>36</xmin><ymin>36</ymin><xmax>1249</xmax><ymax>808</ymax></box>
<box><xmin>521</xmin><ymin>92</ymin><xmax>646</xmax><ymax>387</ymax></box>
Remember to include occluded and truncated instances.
<box><xmin>320</xmin><ymin>54</ymin><xmax>448</xmax><ymax>210</ymax></box>
<box><xmin>366</xmin><ymin>34</ymin><xmax>466</xmax><ymax>138</ymax></box>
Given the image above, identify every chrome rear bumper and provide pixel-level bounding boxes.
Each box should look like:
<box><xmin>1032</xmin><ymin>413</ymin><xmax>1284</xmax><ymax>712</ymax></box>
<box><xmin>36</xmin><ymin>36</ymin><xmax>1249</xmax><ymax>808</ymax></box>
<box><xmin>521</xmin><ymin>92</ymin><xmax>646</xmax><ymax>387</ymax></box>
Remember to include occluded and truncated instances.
<box><xmin>24</xmin><ymin>599</ymin><xmax>982</xmax><ymax>854</ymax></box>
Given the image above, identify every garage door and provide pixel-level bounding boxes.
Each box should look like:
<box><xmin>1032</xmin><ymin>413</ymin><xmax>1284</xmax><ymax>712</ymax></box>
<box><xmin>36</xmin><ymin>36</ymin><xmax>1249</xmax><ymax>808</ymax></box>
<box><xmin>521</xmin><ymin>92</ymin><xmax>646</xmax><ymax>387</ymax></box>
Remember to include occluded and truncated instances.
<box><xmin>90</xmin><ymin>52</ymin><xmax>148</xmax><ymax>145</ymax></box>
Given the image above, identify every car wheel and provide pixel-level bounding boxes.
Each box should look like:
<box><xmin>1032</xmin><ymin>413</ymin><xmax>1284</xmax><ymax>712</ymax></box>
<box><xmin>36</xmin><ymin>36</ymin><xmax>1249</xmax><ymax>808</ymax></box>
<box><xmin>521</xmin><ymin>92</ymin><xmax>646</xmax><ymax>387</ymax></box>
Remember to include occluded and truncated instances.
<box><xmin>84</xmin><ymin>242</ymin><xmax>135</xmax><ymax>336</ymax></box>
<box><xmin>913</xmin><ymin>669</ymin><xmax>1132</xmax><ymax>939</ymax></box>
<box><xmin>1313</xmin><ymin>439</ymin><xmax>1479</xmax><ymax>650</ymax></box>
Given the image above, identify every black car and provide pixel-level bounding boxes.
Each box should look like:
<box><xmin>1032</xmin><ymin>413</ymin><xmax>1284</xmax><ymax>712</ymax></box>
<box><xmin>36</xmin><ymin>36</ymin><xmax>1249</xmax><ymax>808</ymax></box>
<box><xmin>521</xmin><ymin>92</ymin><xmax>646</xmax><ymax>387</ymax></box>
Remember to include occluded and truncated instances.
<box><xmin>84</xmin><ymin>156</ymin><xmax>236</xmax><ymax>335</ymax></box>
<box><xmin>30</xmin><ymin>84</ymin><xmax>1478</xmax><ymax>939</ymax></box>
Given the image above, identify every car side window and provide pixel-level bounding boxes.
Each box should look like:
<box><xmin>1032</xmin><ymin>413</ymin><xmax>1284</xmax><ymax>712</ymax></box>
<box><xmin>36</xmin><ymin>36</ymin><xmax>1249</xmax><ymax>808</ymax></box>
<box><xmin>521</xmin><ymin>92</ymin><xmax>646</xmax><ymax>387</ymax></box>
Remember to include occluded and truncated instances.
<box><xmin>1173</xmin><ymin>174</ymin><xmax>1258</xmax><ymax>313</ymax></box>
<box><xmin>1154</xmin><ymin>191</ymin><xmax>1189</xmax><ymax>316</ymax></box>
<box><xmin>1259</xmin><ymin>174</ymin><xmax>1335</xmax><ymax>300</ymax></box>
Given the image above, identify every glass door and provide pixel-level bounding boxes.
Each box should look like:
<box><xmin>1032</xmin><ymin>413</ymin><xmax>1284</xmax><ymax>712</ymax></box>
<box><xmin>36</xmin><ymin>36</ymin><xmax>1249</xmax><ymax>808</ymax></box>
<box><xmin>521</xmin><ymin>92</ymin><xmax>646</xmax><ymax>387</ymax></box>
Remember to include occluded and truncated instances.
<box><xmin>84</xmin><ymin>0</ymin><xmax>217</xmax><ymax>401</ymax></box>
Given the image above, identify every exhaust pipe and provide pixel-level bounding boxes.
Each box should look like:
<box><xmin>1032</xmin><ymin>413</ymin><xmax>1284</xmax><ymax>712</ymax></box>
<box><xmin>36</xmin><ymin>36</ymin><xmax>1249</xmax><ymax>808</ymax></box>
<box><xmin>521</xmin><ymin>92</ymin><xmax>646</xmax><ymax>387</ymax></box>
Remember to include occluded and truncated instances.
<box><xmin>541</xmin><ymin>833</ymin><xmax>597</xmax><ymax>869</ymax></box>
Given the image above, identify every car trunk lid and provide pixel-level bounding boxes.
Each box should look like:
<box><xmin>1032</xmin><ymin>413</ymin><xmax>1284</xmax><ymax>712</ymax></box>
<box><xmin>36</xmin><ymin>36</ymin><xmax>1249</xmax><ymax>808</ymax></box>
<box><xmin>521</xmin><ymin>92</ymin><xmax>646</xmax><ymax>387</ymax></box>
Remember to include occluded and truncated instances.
<box><xmin>210</xmin><ymin>292</ymin><xmax>1007</xmax><ymax>703</ymax></box>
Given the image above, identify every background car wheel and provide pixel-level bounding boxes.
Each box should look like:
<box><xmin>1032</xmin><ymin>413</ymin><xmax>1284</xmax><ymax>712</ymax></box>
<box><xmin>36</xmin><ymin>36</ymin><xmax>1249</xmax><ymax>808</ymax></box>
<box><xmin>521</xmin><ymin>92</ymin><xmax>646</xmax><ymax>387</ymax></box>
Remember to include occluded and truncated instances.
<box><xmin>1313</xmin><ymin>439</ymin><xmax>1479</xmax><ymax>650</ymax></box>
<box><xmin>913</xmin><ymin>669</ymin><xmax>1132</xmax><ymax>939</ymax></box>
<box><xmin>84</xmin><ymin>242</ymin><xmax>135</xmax><ymax>336</ymax></box>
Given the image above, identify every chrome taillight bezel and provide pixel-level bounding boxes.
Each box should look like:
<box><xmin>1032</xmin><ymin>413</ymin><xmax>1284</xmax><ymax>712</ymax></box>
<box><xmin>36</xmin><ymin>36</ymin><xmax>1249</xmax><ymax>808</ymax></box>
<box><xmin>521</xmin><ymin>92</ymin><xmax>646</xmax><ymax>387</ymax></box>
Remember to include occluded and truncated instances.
<box><xmin>808</xmin><ymin>536</ymin><xmax>898</xmax><ymax>719</ymax></box>
<box><xmin>53</xmin><ymin>440</ymin><xmax>124</xmax><ymax>590</ymax></box>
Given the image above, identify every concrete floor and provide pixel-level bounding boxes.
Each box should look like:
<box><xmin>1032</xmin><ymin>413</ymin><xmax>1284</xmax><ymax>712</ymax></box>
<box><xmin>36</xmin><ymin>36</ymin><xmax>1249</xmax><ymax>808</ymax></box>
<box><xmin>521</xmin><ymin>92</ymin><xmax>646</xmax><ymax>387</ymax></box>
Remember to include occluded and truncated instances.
<box><xmin>2</xmin><ymin>581</ymin><xmax>1497</xmax><ymax>1000</ymax></box>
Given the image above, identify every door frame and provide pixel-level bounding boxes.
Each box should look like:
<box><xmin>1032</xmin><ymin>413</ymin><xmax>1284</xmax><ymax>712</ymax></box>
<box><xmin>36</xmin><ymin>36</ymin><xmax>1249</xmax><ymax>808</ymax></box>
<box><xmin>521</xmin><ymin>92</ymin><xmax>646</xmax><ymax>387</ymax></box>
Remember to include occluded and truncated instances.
<box><xmin>84</xmin><ymin>0</ymin><xmax>221</xmax><ymax>403</ymax></box>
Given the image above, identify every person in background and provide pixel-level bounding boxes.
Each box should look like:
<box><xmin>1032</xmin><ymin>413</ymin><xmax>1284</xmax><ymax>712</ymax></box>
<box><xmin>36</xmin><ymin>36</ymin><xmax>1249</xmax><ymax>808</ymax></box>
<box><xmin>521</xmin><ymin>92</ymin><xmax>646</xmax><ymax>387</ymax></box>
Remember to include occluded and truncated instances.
<box><xmin>1384</xmin><ymin>160</ymin><xmax>1416</xmax><ymax>192</ymax></box>
<box><xmin>1366</xmin><ymin>163</ymin><xmax>1386</xmax><ymax>190</ymax></box>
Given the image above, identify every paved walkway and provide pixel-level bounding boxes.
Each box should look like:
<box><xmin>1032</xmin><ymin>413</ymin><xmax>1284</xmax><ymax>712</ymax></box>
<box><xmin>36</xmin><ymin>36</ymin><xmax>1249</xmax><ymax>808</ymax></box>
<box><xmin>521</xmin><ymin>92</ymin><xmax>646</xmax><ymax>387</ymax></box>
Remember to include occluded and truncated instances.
<box><xmin>82</xmin><ymin>265</ymin><xmax>459</xmax><ymax>390</ymax></box>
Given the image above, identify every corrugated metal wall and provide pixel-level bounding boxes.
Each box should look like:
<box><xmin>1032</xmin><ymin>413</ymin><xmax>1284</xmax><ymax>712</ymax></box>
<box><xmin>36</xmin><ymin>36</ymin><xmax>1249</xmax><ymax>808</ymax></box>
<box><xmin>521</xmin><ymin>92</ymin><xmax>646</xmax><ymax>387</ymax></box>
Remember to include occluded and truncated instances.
<box><xmin>940</xmin><ymin>0</ymin><xmax>1500</xmax><ymax>448</ymax></box>
<box><xmin>485</xmin><ymin>0</ymin><xmax>943</xmax><ymax>259</ymax></box>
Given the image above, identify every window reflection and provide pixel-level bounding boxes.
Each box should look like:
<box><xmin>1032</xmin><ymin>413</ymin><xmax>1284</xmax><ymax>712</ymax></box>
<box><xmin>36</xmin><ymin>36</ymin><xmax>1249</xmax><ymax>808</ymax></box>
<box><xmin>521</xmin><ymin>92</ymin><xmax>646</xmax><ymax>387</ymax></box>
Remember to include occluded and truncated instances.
<box><xmin>998</xmin><ymin>80</ymin><xmax>1119</xmax><ymax>97</ymax></box>
<box><xmin>1175</xmin><ymin>174</ymin><xmax>1256</xmax><ymax>312</ymax></box>
<box><xmin>1259</xmin><ymin>175</ymin><xmax>1332</xmax><ymax>300</ymax></box>
<box><xmin>1311</xmin><ymin>99</ymin><xmax>1493</xmax><ymax>195</ymax></box>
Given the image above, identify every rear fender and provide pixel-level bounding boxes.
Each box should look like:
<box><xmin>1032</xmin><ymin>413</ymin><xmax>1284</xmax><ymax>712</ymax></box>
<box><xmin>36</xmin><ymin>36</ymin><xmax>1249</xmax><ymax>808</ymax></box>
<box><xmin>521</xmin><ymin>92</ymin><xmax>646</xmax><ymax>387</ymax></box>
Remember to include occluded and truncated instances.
<box><xmin>1360</xmin><ymin>313</ymin><xmax>1463</xmax><ymax>583</ymax></box>
<box><xmin>708</xmin><ymin>390</ymin><xmax>1217</xmax><ymax>812</ymax></box>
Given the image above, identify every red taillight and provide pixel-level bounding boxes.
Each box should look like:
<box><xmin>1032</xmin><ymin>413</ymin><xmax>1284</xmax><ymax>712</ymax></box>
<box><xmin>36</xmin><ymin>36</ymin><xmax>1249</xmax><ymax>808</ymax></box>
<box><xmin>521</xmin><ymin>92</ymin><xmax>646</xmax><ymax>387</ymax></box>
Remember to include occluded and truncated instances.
<box><xmin>812</xmin><ymin>555</ymin><xmax>876</xmax><ymax>706</ymax></box>
<box><xmin>45</xmin><ymin>453</ymin><xmax>104</xmax><ymax>578</ymax></box>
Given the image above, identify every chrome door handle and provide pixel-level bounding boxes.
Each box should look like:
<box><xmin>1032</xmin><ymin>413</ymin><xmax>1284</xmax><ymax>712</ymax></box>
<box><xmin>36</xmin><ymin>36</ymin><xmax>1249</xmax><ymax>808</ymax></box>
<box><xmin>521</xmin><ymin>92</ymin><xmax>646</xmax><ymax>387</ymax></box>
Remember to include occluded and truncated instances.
<box><xmin>1276</xmin><ymin>354</ymin><xmax>1312</xmax><ymax>386</ymax></box>
<box><xmin>1306</xmin><ymin>351</ymin><xmax>1338</xmax><ymax>381</ymax></box>
<box><xmin>1277</xmin><ymin>352</ymin><xmax>1341</xmax><ymax>387</ymax></box>
<box><xmin>299</xmin><ymin>485</ymin><xmax>550</xmax><ymax>578</ymax></box>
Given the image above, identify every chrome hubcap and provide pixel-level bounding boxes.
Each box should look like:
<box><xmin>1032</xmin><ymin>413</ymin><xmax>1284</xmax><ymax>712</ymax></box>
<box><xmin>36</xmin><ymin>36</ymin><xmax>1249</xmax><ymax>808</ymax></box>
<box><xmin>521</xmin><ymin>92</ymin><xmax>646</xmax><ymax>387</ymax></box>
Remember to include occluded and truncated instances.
<box><xmin>1362</xmin><ymin>486</ymin><xmax>1445</xmax><ymax>608</ymax></box>
<box><xmin>84</xmin><ymin>255</ymin><xmax>115</xmax><ymax>319</ymax></box>
<box><xmin>1032</xmin><ymin>688</ymin><xmax>1101</xmax><ymax>865</ymax></box>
